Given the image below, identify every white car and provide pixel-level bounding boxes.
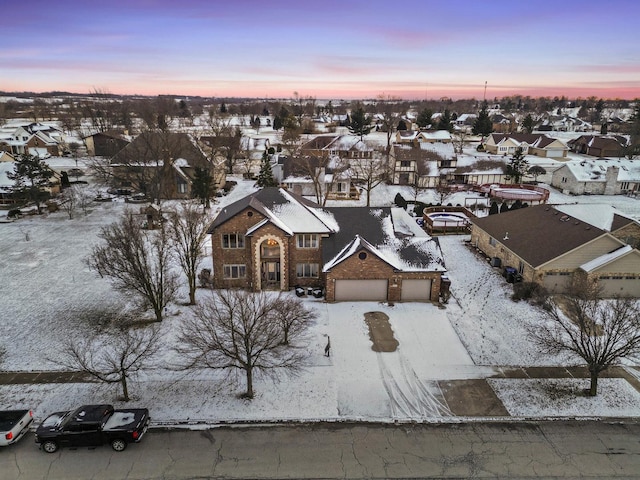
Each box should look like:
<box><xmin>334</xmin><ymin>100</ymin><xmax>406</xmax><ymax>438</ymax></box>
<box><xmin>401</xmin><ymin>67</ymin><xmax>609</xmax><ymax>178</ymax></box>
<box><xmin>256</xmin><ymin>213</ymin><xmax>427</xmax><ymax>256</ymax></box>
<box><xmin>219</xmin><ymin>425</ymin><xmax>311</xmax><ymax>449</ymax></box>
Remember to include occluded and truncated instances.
<box><xmin>0</xmin><ymin>410</ymin><xmax>34</xmax><ymax>446</ymax></box>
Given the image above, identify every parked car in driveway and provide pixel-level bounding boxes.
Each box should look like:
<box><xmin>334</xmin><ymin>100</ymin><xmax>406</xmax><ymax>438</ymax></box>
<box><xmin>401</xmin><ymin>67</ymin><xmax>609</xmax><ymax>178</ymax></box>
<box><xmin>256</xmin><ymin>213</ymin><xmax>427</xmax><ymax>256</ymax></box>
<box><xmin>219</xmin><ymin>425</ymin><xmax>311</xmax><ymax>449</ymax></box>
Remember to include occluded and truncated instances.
<box><xmin>0</xmin><ymin>410</ymin><xmax>34</xmax><ymax>446</ymax></box>
<box><xmin>35</xmin><ymin>404</ymin><xmax>150</xmax><ymax>453</ymax></box>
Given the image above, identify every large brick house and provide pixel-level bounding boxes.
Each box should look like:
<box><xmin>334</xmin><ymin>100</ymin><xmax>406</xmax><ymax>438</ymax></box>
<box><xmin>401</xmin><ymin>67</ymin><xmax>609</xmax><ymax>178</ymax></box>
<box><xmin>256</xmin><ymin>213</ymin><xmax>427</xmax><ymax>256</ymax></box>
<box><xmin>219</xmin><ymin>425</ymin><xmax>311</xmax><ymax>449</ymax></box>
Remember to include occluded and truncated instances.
<box><xmin>207</xmin><ymin>188</ymin><xmax>446</xmax><ymax>302</ymax></box>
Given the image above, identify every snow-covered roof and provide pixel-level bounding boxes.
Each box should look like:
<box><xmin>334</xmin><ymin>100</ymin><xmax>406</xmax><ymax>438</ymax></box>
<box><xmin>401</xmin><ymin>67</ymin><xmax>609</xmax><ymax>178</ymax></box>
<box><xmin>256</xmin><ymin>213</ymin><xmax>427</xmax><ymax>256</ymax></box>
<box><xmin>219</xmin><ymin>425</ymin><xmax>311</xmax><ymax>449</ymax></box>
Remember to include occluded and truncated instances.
<box><xmin>559</xmin><ymin>158</ymin><xmax>640</xmax><ymax>182</ymax></box>
<box><xmin>0</xmin><ymin>161</ymin><xmax>14</xmax><ymax>189</ymax></box>
<box><xmin>580</xmin><ymin>245</ymin><xmax>633</xmax><ymax>272</ymax></box>
<box><xmin>209</xmin><ymin>187</ymin><xmax>336</xmax><ymax>235</ymax></box>
<box><xmin>554</xmin><ymin>203</ymin><xmax>635</xmax><ymax>231</ymax></box>
<box><xmin>322</xmin><ymin>207</ymin><xmax>445</xmax><ymax>273</ymax></box>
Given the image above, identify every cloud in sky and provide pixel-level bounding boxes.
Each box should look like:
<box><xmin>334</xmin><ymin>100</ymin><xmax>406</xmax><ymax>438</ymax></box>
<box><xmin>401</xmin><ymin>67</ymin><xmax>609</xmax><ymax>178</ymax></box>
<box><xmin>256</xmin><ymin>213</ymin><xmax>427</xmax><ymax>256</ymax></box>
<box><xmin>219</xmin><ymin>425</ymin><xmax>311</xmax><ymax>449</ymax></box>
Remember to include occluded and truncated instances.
<box><xmin>2</xmin><ymin>0</ymin><xmax>640</xmax><ymax>99</ymax></box>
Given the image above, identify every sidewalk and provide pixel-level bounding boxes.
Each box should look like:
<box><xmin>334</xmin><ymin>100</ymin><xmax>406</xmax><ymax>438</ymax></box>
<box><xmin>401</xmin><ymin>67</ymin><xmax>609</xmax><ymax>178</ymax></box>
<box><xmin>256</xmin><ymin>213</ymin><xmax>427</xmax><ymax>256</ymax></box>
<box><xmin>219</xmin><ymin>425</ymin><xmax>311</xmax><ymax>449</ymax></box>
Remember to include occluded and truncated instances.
<box><xmin>439</xmin><ymin>365</ymin><xmax>640</xmax><ymax>417</ymax></box>
<box><xmin>2</xmin><ymin>366</ymin><xmax>639</xmax><ymax>418</ymax></box>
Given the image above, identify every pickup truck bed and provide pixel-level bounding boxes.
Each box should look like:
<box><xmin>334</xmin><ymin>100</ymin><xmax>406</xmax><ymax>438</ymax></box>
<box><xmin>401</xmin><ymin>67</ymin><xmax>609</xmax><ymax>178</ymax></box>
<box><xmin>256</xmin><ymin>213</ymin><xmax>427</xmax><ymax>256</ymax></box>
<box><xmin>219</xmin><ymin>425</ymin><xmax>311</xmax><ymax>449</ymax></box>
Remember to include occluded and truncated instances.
<box><xmin>0</xmin><ymin>410</ymin><xmax>34</xmax><ymax>446</ymax></box>
<box><xmin>35</xmin><ymin>404</ymin><xmax>150</xmax><ymax>453</ymax></box>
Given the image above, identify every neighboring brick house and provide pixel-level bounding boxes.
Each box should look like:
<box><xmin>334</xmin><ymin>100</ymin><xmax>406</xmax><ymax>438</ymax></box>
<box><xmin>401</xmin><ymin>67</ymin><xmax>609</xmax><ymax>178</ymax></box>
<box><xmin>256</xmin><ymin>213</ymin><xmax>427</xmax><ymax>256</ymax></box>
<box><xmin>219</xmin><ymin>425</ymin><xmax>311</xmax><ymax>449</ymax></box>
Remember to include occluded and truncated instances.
<box><xmin>0</xmin><ymin>123</ymin><xmax>61</xmax><ymax>158</ymax></box>
<box><xmin>567</xmin><ymin>135</ymin><xmax>628</xmax><ymax>157</ymax></box>
<box><xmin>470</xmin><ymin>204</ymin><xmax>640</xmax><ymax>297</ymax></box>
<box><xmin>207</xmin><ymin>188</ymin><xmax>446</xmax><ymax>302</ymax></box>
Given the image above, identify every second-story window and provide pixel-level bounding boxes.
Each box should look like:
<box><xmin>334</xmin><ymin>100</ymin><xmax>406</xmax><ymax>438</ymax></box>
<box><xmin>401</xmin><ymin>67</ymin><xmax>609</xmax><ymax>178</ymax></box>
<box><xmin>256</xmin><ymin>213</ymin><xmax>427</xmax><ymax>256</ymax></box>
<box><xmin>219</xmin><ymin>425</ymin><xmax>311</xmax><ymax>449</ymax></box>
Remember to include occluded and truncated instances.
<box><xmin>297</xmin><ymin>234</ymin><xmax>318</xmax><ymax>249</ymax></box>
<box><xmin>222</xmin><ymin>233</ymin><xmax>245</xmax><ymax>249</ymax></box>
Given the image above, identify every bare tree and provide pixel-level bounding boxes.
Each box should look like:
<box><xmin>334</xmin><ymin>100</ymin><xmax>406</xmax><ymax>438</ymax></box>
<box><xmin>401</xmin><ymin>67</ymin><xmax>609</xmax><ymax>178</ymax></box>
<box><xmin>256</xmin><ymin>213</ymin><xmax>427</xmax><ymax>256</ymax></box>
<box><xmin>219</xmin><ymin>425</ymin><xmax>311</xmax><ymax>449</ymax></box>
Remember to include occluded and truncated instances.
<box><xmin>202</xmin><ymin>113</ymin><xmax>242</xmax><ymax>173</ymax></box>
<box><xmin>174</xmin><ymin>290</ymin><xmax>312</xmax><ymax>398</ymax></box>
<box><xmin>376</xmin><ymin>94</ymin><xmax>402</xmax><ymax>170</ymax></box>
<box><xmin>452</xmin><ymin>131</ymin><xmax>469</xmax><ymax>154</ymax></box>
<box><xmin>59</xmin><ymin>185</ymin><xmax>92</xmax><ymax>220</ymax></box>
<box><xmin>86</xmin><ymin>156</ymin><xmax>114</xmax><ymax>186</ymax></box>
<box><xmin>530</xmin><ymin>277</ymin><xmax>640</xmax><ymax>396</ymax></box>
<box><xmin>270</xmin><ymin>294</ymin><xmax>317</xmax><ymax>345</ymax></box>
<box><xmin>87</xmin><ymin>212</ymin><xmax>178</xmax><ymax>322</ymax></box>
<box><xmin>57</xmin><ymin>319</ymin><xmax>160</xmax><ymax>401</ymax></box>
<box><xmin>167</xmin><ymin>204</ymin><xmax>211</xmax><ymax>305</ymax></box>
<box><xmin>75</xmin><ymin>185</ymin><xmax>94</xmax><ymax>215</ymax></box>
<box><xmin>290</xmin><ymin>153</ymin><xmax>348</xmax><ymax>206</ymax></box>
<box><xmin>59</xmin><ymin>187</ymin><xmax>77</xmax><ymax>219</ymax></box>
<box><xmin>349</xmin><ymin>155</ymin><xmax>387</xmax><ymax>207</ymax></box>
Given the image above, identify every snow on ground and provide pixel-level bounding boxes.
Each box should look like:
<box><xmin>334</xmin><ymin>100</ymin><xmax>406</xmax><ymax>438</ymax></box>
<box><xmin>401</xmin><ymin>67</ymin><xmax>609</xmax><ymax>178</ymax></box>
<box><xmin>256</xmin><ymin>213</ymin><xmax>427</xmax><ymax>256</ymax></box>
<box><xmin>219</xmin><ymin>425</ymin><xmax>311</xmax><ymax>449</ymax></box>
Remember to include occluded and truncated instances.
<box><xmin>1</xmin><ymin>177</ymin><xmax>639</xmax><ymax>423</ymax></box>
<box><xmin>489</xmin><ymin>378</ymin><xmax>640</xmax><ymax>418</ymax></box>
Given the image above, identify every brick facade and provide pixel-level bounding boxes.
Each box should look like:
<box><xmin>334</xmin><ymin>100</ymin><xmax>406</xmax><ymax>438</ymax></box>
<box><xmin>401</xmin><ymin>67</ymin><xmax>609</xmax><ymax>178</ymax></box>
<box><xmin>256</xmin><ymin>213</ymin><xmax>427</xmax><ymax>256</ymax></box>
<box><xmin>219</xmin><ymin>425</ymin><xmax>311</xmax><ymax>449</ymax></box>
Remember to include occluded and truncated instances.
<box><xmin>324</xmin><ymin>249</ymin><xmax>441</xmax><ymax>302</ymax></box>
<box><xmin>210</xmin><ymin>206</ymin><xmax>326</xmax><ymax>291</ymax></box>
<box><xmin>208</xmin><ymin>189</ymin><xmax>444</xmax><ymax>302</ymax></box>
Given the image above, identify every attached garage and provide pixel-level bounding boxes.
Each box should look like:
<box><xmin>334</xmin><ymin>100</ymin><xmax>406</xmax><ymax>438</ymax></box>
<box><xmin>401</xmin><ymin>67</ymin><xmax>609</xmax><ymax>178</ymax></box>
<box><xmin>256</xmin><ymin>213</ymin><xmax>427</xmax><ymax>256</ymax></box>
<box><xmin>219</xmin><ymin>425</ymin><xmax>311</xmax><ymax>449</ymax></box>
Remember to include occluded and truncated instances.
<box><xmin>334</xmin><ymin>279</ymin><xmax>388</xmax><ymax>301</ymax></box>
<box><xmin>598</xmin><ymin>277</ymin><xmax>640</xmax><ymax>298</ymax></box>
<box><xmin>401</xmin><ymin>279</ymin><xmax>432</xmax><ymax>301</ymax></box>
<box><xmin>542</xmin><ymin>271</ymin><xmax>572</xmax><ymax>293</ymax></box>
<box><xmin>546</xmin><ymin>149</ymin><xmax>565</xmax><ymax>158</ymax></box>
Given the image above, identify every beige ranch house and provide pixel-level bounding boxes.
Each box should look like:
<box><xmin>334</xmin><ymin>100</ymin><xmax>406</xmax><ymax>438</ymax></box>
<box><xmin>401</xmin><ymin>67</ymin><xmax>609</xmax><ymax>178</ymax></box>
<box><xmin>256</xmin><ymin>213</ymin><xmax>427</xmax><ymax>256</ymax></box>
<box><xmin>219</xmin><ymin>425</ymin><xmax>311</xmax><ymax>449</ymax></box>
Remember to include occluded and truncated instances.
<box><xmin>470</xmin><ymin>204</ymin><xmax>640</xmax><ymax>297</ymax></box>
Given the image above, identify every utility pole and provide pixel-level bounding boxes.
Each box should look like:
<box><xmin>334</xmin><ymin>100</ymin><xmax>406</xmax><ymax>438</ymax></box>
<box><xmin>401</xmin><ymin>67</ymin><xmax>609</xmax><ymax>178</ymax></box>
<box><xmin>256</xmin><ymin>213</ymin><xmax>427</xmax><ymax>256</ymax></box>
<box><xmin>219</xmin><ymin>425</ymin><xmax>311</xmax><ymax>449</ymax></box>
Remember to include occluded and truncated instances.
<box><xmin>483</xmin><ymin>81</ymin><xmax>487</xmax><ymax>102</ymax></box>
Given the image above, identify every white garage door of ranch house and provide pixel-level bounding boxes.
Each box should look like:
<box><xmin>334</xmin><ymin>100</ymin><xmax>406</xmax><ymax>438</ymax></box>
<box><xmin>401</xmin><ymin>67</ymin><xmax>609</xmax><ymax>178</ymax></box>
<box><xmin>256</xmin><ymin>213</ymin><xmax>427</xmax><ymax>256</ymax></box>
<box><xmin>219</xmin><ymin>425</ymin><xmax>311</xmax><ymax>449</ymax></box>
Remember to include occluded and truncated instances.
<box><xmin>334</xmin><ymin>279</ymin><xmax>388</xmax><ymax>301</ymax></box>
<box><xmin>400</xmin><ymin>279</ymin><xmax>432</xmax><ymax>301</ymax></box>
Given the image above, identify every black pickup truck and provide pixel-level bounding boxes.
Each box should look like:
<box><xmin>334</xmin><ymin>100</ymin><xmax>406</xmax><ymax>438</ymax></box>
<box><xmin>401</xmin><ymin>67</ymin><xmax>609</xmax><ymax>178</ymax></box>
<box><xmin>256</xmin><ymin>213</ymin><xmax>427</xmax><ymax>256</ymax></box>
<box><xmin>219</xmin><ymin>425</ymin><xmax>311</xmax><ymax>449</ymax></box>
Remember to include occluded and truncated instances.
<box><xmin>35</xmin><ymin>404</ymin><xmax>150</xmax><ymax>453</ymax></box>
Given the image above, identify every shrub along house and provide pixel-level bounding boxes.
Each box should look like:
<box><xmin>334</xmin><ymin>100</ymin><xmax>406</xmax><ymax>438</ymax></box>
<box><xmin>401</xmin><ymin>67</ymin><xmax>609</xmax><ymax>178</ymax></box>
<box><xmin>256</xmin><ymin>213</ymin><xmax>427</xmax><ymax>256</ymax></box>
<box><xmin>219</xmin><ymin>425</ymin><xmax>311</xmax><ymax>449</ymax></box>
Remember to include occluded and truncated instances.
<box><xmin>207</xmin><ymin>188</ymin><xmax>446</xmax><ymax>302</ymax></box>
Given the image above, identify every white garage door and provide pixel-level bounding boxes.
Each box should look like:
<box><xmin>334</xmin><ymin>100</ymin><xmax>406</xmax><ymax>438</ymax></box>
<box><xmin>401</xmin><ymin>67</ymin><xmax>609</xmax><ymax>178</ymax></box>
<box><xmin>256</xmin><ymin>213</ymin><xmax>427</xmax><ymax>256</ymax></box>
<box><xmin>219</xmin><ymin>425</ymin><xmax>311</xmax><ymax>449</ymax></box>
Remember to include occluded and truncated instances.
<box><xmin>546</xmin><ymin>149</ymin><xmax>565</xmax><ymax>158</ymax></box>
<box><xmin>401</xmin><ymin>279</ymin><xmax>432</xmax><ymax>301</ymax></box>
<box><xmin>334</xmin><ymin>279</ymin><xmax>388</xmax><ymax>301</ymax></box>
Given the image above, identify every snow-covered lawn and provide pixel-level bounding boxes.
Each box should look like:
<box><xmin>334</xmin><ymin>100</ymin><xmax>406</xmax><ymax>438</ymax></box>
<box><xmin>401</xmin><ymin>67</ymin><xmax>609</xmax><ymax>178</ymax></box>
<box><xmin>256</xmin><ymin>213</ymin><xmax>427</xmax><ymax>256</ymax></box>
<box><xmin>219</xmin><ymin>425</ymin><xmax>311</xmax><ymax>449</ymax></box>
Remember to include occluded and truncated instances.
<box><xmin>1</xmin><ymin>177</ymin><xmax>639</xmax><ymax>423</ymax></box>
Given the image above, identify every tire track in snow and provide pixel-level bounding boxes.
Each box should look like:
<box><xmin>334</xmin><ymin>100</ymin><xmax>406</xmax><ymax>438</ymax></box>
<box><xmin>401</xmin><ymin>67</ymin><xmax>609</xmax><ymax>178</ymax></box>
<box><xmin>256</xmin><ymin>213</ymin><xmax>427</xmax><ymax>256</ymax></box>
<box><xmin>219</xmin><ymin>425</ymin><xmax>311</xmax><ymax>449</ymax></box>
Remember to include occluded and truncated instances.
<box><xmin>376</xmin><ymin>353</ymin><xmax>452</xmax><ymax>419</ymax></box>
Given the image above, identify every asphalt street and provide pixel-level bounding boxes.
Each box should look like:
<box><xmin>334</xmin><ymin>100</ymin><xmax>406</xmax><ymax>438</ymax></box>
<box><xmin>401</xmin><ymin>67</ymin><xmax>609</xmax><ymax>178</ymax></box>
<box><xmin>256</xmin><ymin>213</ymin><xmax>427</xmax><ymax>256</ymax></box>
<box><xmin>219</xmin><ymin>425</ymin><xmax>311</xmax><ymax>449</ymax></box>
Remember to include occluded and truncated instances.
<box><xmin>2</xmin><ymin>421</ymin><xmax>639</xmax><ymax>479</ymax></box>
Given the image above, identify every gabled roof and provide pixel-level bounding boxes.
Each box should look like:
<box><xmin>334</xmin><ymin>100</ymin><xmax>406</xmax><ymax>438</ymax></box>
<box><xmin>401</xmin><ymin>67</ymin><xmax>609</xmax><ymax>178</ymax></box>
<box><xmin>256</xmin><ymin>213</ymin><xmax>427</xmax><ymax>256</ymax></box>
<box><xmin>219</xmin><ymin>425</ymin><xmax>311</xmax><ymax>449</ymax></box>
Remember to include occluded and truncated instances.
<box><xmin>322</xmin><ymin>207</ymin><xmax>445</xmax><ymax>272</ymax></box>
<box><xmin>207</xmin><ymin>187</ymin><xmax>337</xmax><ymax>234</ymax></box>
<box><xmin>112</xmin><ymin>132</ymin><xmax>207</xmax><ymax>166</ymax></box>
<box><xmin>300</xmin><ymin>135</ymin><xmax>339</xmax><ymax>150</ymax></box>
<box><xmin>580</xmin><ymin>245</ymin><xmax>633</xmax><ymax>273</ymax></box>
<box><xmin>471</xmin><ymin>205</ymin><xmax>606</xmax><ymax>267</ymax></box>
<box><xmin>567</xmin><ymin>134</ymin><xmax>628</xmax><ymax>149</ymax></box>
<box><xmin>556</xmin><ymin>158</ymin><xmax>640</xmax><ymax>182</ymax></box>
<box><xmin>555</xmin><ymin>204</ymin><xmax>637</xmax><ymax>232</ymax></box>
<box><xmin>488</xmin><ymin>133</ymin><xmax>566</xmax><ymax>149</ymax></box>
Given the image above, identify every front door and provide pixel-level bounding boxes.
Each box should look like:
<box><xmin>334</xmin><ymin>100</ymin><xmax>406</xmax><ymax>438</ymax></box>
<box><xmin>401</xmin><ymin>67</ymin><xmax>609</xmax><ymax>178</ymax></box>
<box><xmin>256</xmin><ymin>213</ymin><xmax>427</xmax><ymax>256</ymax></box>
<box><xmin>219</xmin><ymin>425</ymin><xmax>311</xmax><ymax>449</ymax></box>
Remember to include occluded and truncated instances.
<box><xmin>262</xmin><ymin>261</ymin><xmax>280</xmax><ymax>289</ymax></box>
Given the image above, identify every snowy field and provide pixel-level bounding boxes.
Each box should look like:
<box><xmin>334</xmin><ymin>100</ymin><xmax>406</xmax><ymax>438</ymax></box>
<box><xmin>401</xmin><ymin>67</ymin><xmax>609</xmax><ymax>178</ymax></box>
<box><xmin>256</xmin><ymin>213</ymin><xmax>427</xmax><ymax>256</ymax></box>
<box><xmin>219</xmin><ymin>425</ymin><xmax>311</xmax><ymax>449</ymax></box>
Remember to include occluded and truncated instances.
<box><xmin>1</xmin><ymin>176</ymin><xmax>640</xmax><ymax>423</ymax></box>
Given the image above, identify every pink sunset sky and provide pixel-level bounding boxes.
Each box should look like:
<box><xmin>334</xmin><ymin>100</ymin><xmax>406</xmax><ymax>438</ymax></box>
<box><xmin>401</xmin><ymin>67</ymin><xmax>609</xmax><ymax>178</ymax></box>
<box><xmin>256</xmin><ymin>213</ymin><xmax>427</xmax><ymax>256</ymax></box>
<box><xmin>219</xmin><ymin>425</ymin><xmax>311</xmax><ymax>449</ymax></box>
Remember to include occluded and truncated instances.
<box><xmin>2</xmin><ymin>0</ymin><xmax>640</xmax><ymax>100</ymax></box>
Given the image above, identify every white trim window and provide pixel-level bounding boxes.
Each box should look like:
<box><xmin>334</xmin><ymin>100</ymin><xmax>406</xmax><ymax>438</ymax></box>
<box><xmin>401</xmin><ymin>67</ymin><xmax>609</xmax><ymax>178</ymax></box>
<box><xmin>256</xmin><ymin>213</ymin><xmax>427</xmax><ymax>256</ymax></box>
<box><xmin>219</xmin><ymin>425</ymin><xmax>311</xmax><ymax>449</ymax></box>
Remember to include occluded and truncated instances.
<box><xmin>222</xmin><ymin>233</ymin><xmax>245</xmax><ymax>249</ymax></box>
<box><xmin>296</xmin><ymin>263</ymin><xmax>319</xmax><ymax>278</ymax></box>
<box><xmin>223</xmin><ymin>264</ymin><xmax>246</xmax><ymax>279</ymax></box>
<box><xmin>297</xmin><ymin>234</ymin><xmax>318</xmax><ymax>249</ymax></box>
